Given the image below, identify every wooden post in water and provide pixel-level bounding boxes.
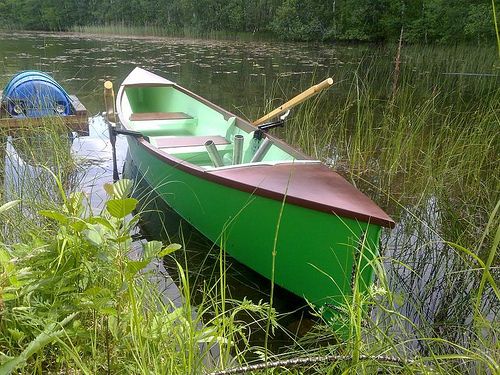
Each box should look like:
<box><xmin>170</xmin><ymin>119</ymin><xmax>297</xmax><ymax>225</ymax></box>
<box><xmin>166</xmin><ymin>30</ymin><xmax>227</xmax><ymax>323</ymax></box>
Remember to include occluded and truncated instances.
<box><xmin>104</xmin><ymin>81</ymin><xmax>116</xmax><ymax>124</ymax></box>
<box><xmin>103</xmin><ymin>81</ymin><xmax>119</xmax><ymax>181</ymax></box>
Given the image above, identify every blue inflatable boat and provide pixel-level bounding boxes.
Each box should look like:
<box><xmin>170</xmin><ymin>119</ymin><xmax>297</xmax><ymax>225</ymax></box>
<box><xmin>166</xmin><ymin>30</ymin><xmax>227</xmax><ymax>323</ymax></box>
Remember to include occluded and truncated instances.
<box><xmin>1</xmin><ymin>71</ymin><xmax>75</xmax><ymax>118</ymax></box>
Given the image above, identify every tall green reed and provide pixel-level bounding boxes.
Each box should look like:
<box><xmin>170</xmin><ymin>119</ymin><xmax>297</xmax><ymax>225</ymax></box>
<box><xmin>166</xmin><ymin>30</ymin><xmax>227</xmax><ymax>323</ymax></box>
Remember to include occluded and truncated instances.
<box><xmin>71</xmin><ymin>23</ymin><xmax>270</xmax><ymax>42</ymax></box>
<box><xmin>0</xmin><ymin>121</ymin><xmax>77</xmax><ymax>243</ymax></box>
<box><xmin>256</xmin><ymin>44</ymin><xmax>500</xmax><ymax>374</ymax></box>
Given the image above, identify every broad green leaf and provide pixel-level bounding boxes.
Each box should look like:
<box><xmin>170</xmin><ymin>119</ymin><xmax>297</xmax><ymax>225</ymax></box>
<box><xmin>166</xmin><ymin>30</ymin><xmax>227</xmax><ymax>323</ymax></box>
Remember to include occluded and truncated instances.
<box><xmin>66</xmin><ymin>192</ymin><xmax>85</xmax><ymax>215</ymax></box>
<box><xmin>88</xmin><ymin>217</ymin><xmax>114</xmax><ymax>232</ymax></box>
<box><xmin>0</xmin><ymin>354</ymin><xmax>14</xmax><ymax>366</ymax></box>
<box><xmin>104</xmin><ymin>179</ymin><xmax>133</xmax><ymax>199</ymax></box>
<box><xmin>69</xmin><ymin>220</ymin><xmax>87</xmax><ymax>232</ymax></box>
<box><xmin>0</xmin><ymin>249</ymin><xmax>15</xmax><ymax>276</ymax></box>
<box><xmin>114</xmin><ymin>235</ymin><xmax>131</xmax><ymax>243</ymax></box>
<box><xmin>125</xmin><ymin>259</ymin><xmax>149</xmax><ymax>278</ymax></box>
<box><xmin>39</xmin><ymin>210</ymin><xmax>68</xmax><ymax>224</ymax></box>
<box><xmin>112</xmin><ymin>179</ymin><xmax>133</xmax><ymax>199</ymax></box>
<box><xmin>158</xmin><ymin>243</ymin><xmax>182</xmax><ymax>257</ymax></box>
<box><xmin>143</xmin><ymin>240</ymin><xmax>163</xmax><ymax>259</ymax></box>
<box><xmin>103</xmin><ymin>183</ymin><xmax>115</xmax><ymax>196</ymax></box>
<box><xmin>85</xmin><ymin>228</ymin><xmax>103</xmax><ymax>246</ymax></box>
<box><xmin>106</xmin><ymin>198</ymin><xmax>138</xmax><ymax>218</ymax></box>
<box><xmin>99</xmin><ymin>307</ymin><xmax>117</xmax><ymax>316</ymax></box>
<box><xmin>0</xmin><ymin>200</ymin><xmax>20</xmax><ymax>214</ymax></box>
<box><xmin>8</xmin><ymin>274</ymin><xmax>20</xmax><ymax>287</ymax></box>
<box><xmin>1</xmin><ymin>293</ymin><xmax>17</xmax><ymax>301</ymax></box>
<box><xmin>108</xmin><ymin>315</ymin><xmax>119</xmax><ymax>339</ymax></box>
<box><xmin>0</xmin><ymin>248</ymin><xmax>11</xmax><ymax>265</ymax></box>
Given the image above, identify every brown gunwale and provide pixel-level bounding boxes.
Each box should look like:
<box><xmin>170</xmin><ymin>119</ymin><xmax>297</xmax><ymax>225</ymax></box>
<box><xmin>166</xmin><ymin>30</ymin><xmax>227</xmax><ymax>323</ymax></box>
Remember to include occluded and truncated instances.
<box><xmin>136</xmin><ymin>138</ymin><xmax>395</xmax><ymax>228</ymax></box>
<box><xmin>119</xmin><ymin>72</ymin><xmax>394</xmax><ymax>228</ymax></box>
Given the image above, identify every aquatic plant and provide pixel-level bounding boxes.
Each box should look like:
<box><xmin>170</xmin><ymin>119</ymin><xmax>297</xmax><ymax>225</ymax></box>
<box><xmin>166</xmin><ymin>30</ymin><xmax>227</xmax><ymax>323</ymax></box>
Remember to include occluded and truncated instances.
<box><xmin>245</xmin><ymin>43</ymin><xmax>500</xmax><ymax>374</ymax></box>
<box><xmin>0</xmin><ymin>178</ymin><xmax>275</xmax><ymax>373</ymax></box>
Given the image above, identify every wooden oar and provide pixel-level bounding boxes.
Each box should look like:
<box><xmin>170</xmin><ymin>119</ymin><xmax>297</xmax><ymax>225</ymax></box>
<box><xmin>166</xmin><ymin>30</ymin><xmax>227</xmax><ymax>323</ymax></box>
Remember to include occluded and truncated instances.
<box><xmin>252</xmin><ymin>77</ymin><xmax>333</xmax><ymax>126</ymax></box>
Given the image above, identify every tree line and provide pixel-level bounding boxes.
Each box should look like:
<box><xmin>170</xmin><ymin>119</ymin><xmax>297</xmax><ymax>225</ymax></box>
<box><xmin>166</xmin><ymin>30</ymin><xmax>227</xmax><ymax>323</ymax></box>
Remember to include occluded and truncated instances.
<box><xmin>0</xmin><ymin>0</ymin><xmax>496</xmax><ymax>43</ymax></box>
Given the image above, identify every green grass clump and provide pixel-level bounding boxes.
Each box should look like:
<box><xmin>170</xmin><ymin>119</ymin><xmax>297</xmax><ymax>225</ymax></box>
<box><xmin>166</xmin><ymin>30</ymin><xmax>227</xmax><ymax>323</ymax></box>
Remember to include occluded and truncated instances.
<box><xmin>0</xmin><ymin>122</ymin><xmax>77</xmax><ymax>243</ymax></box>
<box><xmin>250</xmin><ymin>44</ymin><xmax>499</xmax><ymax>374</ymax></box>
<box><xmin>0</xmin><ymin>178</ymin><xmax>274</xmax><ymax>373</ymax></box>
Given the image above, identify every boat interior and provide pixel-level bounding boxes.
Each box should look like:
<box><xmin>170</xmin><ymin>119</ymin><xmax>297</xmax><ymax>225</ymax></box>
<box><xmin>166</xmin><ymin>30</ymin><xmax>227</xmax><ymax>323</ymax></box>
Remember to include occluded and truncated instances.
<box><xmin>121</xmin><ymin>85</ymin><xmax>316</xmax><ymax>170</ymax></box>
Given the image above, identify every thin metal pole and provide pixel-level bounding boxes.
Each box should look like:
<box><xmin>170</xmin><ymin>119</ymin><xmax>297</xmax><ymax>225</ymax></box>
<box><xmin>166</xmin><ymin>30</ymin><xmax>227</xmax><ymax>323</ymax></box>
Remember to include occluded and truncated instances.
<box><xmin>250</xmin><ymin>138</ymin><xmax>272</xmax><ymax>163</ymax></box>
<box><xmin>232</xmin><ymin>134</ymin><xmax>244</xmax><ymax>165</ymax></box>
<box><xmin>205</xmin><ymin>140</ymin><xmax>224</xmax><ymax>167</ymax></box>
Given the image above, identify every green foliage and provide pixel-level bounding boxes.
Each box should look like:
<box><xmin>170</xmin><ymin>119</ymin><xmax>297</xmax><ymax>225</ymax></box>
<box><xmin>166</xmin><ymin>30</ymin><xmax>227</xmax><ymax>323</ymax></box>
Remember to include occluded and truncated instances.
<box><xmin>465</xmin><ymin>4</ymin><xmax>496</xmax><ymax>42</ymax></box>
<box><xmin>1</xmin><ymin>179</ymin><xmax>273</xmax><ymax>373</ymax></box>
<box><xmin>0</xmin><ymin>0</ymin><xmax>497</xmax><ymax>43</ymax></box>
<box><xmin>272</xmin><ymin>0</ymin><xmax>329</xmax><ymax>41</ymax></box>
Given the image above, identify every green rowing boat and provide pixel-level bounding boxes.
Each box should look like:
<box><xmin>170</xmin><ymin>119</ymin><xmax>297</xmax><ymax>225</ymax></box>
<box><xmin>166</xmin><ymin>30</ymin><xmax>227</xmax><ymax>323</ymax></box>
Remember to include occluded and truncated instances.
<box><xmin>116</xmin><ymin>67</ymin><xmax>394</xmax><ymax>314</ymax></box>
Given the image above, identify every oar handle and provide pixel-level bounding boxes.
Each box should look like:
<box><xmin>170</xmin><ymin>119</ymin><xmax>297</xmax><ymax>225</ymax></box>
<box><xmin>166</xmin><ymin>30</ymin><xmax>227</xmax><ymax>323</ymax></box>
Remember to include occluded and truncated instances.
<box><xmin>252</xmin><ymin>77</ymin><xmax>333</xmax><ymax>126</ymax></box>
<box><xmin>104</xmin><ymin>81</ymin><xmax>116</xmax><ymax>123</ymax></box>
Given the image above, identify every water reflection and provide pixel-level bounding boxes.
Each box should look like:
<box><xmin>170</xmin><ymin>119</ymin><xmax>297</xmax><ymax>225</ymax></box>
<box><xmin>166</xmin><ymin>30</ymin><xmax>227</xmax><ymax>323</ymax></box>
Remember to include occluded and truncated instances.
<box><xmin>71</xmin><ymin>116</ymin><xmax>128</xmax><ymax>212</ymax></box>
<box><xmin>0</xmin><ymin>31</ymin><xmax>376</xmax><ymax>118</ymax></box>
<box><xmin>3</xmin><ymin>136</ymin><xmax>57</xmax><ymax>209</ymax></box>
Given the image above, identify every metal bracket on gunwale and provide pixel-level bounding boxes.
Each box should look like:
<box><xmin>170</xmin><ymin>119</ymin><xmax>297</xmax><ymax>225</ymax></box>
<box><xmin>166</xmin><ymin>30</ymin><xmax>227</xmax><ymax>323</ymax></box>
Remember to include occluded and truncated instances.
<box><xmin>107</xmin><ymin>121</ymin><xmax>149</xmax><ymax>182</ymax></box>
<box><xmin>111</xmin><ymin>127</ymin><xmax>150</xmax><ymax>142</ymax></box>
<box><xmin>253</xmin><ymin>110</ymin><xmax>290</xmax><ymax>141</ymax></box>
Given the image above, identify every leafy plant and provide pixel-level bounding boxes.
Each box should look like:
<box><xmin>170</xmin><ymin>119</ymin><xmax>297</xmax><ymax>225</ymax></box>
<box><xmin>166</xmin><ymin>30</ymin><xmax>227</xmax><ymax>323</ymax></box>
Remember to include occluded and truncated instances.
<box><xmin>0</xmin><ymin>179</ymin><xmax>244</xmax><ymax>373</ymax></box>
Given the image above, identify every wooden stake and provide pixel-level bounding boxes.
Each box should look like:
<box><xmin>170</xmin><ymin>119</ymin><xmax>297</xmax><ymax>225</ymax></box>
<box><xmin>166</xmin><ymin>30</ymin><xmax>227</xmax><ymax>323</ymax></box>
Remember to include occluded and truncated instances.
<box><xmin>252</xmin><ymin>78</ymin><xmax>333</xmax><ymax>126</ymax></box>
<box><xmin>104</xmin><ymin>81</ymin><xmax>116</xmax><ymax>123</ymax></box>
<box><xmin>103</xmin><ymin>81</ymin><xmax>119</xmax><ymax>181</ymax></box>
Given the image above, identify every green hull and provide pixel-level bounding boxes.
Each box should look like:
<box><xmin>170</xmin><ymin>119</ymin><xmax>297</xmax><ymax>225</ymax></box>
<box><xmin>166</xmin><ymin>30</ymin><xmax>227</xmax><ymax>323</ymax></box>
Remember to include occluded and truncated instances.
<box><xmin>117</xmin><ymin>67</ymin><xmax>393</xmax><ymax>311</ymax></box>
<box><xmin>127</xmin><ymin>138</ymin><xmax>381</xmax><ymax>308</ymax></box>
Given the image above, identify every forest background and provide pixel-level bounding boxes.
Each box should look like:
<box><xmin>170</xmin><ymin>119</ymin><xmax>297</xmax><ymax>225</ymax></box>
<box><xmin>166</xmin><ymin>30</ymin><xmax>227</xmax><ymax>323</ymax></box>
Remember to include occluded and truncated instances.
<box><xmin>0</xmin><ymin>0</ymin><xmax>497</xmax><ymax>43</ymax></box>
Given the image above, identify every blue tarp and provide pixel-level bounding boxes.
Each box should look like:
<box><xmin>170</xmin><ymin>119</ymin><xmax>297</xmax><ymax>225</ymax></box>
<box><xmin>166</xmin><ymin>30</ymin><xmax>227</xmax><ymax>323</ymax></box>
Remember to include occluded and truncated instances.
<box><xmin>2</xmin><ymin>71</ymin><xmax>74</xmax><ymax>117</ymax></box>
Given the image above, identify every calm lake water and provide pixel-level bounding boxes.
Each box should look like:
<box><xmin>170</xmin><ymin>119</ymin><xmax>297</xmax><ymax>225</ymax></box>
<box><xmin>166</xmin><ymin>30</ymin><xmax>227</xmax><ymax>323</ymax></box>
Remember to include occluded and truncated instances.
<box><xmin>1</xmin><ymin>31</ymin><xmax>497</xmax><ymax>351</ymax></box>
<box><xmin>0</xmin><ymin>31</ymin><xmax>388</xmax><ymax>116</ymax></box>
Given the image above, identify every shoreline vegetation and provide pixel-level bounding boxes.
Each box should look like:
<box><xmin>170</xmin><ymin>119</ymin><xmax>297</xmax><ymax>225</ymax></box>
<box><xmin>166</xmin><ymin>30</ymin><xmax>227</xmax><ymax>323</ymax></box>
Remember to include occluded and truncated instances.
<box><xmin>0</xmin><ymin>122</ymin><xmax>498</xmax><ymax>373</ymax></box>
<box><xmin>0</xmin><ymin>1</ymin><xmax>498</xmax><ymax>44</ymax></box>
<box><xmin>0</xmin><ymin>27</ymin><xmax>499</xmax><ymax>375</ymax></box>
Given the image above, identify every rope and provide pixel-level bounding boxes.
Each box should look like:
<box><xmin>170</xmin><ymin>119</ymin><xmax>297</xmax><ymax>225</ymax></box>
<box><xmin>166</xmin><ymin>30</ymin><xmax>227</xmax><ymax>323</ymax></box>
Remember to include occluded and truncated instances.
<box><xmin>208</xmin><ymin>354</ymin><xmax>416</xmax><ymax>375</ymax></box>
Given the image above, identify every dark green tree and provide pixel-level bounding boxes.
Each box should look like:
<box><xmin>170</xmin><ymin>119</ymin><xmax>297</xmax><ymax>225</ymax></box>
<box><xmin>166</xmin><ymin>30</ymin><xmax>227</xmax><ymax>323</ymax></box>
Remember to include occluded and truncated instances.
<box><xmin>0</xmin><ymin>0</ymin><xmax>496</xmax><ymax>43</ymax></box>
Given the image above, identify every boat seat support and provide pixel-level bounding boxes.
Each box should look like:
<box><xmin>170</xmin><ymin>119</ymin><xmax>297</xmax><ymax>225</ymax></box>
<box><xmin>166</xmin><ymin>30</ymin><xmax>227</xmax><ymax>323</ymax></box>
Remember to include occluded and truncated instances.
<box><xmin>130</xmin><ymin>112</ymin><xmax>192</xmax><ymax>121</ymax></box>
<box><xmin>154</xmin><ymin>135</ymin><xmax>230</xmax><ymax>149</ymax></box>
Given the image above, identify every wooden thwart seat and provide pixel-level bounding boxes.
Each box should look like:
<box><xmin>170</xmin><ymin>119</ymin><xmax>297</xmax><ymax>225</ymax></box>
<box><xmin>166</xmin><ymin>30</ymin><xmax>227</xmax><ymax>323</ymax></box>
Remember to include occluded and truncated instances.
<box><xmin>130</xmin><ymin>112</ymin><xmax>192</xmax><ymax>121</ymax></box>
<box><xmin>155</xmin><ymin>135</ymin><xmax>230</xmax><ymax>149</ymax></box>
